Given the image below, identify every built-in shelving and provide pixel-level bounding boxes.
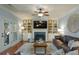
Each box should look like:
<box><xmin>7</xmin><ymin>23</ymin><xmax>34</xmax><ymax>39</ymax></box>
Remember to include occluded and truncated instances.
<box><xmin>48</xmin><ymin>19</ymin><xmax>57</xmax><ymax>33</ymax></box>
<box><xmin>22</xmin><ymin>19</ymin><xmax>32</xmax><ymax>33</ymax></box>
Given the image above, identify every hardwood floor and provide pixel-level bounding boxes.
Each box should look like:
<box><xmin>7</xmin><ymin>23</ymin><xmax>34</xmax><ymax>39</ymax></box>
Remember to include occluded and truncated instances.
<box><xmin>0</xmin><ymin>40</ymin><xmax>26</xmax><ymax>55</ymax></box>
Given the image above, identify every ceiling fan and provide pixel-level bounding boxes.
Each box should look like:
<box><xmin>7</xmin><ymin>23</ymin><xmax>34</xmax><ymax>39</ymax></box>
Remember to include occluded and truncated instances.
<box><xmin>33</xmin><ymin>7</ymin><xmax>49</xmax><ymax>16</ymax></box>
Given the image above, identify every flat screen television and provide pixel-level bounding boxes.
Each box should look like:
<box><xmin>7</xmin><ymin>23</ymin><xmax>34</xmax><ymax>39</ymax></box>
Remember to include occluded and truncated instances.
<box><xmin>33</xmin><ymin>21</ymin><xmax>47</xmax><ymax>29</ymax></box>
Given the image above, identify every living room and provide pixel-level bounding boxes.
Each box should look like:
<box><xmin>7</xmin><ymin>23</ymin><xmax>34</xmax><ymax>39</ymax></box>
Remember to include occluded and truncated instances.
<box><xmin>0</xmin><ymin>4</ymin><xmax>79</xmax><ymax>55</ymax></box>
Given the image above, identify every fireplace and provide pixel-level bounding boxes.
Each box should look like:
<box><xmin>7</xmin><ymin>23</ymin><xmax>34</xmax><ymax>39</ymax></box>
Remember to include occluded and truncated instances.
<box><xmin>34</xmin><ymin>32</ymin><xmax>45</xmax><ymax>42</ymax></box>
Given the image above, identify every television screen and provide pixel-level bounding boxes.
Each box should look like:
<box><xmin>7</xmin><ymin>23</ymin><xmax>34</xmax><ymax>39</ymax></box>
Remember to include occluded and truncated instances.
<box><xmin>33</xmin><ymin>21</ymin><xmax>47</xmax><ymax>29</ymax></box>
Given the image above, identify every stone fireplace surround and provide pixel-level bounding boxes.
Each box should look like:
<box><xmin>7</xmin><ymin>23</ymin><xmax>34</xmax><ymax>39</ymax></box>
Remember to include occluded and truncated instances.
<box><xmin>32</xmin><ymin>15</ymin><xmax>49</xmax><ymax>42</ymax></box>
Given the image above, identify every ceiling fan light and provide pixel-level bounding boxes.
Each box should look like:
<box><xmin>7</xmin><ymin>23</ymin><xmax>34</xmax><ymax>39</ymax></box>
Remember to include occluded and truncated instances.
<box><xmin>38</xmin><ymin>13</ymin><xmax>43</xmax><ymax>16</ymax></box>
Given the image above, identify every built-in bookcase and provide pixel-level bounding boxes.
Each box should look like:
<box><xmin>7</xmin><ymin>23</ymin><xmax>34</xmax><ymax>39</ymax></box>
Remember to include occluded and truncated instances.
<box><xmin>48</xmin><ymin>19</ymin><xmax>57</xmax><ymax>33</ymax></box>
<box><xmin>23</xmin><ymin>19</ymin><xmax>32</xmax><ymax>33</ymax></box>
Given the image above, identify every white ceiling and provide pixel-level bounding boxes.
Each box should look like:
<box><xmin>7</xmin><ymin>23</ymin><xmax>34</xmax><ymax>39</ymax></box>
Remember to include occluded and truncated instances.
<box><xmin>6</xmin><ymin>4</ymin><xmax>79</xmax><ymax>19</ymax></box>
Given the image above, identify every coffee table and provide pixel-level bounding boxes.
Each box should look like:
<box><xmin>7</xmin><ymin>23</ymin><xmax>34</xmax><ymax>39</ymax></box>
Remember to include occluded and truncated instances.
<box><xmin>33</xmin><ymin>43</ymin><xmax>47</xmax><ymax>55</ymax></box>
